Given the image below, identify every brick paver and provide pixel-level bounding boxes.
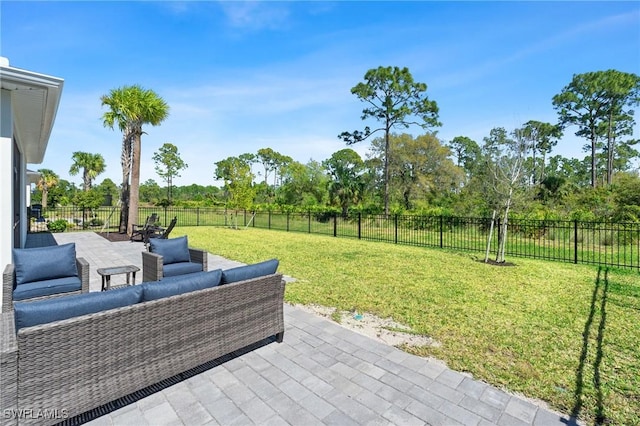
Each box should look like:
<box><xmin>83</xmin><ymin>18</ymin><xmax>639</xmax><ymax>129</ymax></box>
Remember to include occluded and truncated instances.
<box><xmin>46</xmin><ymin>232</ymin><xmax>581</xmax><ymax>426</ymax></box>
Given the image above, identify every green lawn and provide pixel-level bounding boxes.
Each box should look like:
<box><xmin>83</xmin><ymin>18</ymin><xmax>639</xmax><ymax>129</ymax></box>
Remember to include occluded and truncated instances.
<box><xmin>181</xmin><ymin>226</ymin><xmax>640</xmax><ymax>424</ymax></box>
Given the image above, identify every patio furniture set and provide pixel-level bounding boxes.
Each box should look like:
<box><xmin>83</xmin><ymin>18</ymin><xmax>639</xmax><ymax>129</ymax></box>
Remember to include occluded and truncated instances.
<box><xmin>0</xmin><ymin>236</ymin><xmax>285</xmax><ymax>426</ymax></box>
<box><xmin>130</xmin><ymin>214</ymin><xmax>177</xmax><ymax>246</ymax></box>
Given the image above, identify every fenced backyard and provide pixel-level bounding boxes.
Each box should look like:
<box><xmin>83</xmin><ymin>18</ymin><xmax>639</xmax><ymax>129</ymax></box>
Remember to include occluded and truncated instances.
<box><xmin>35</xmin><ymin>206</ymin><xmax>640</xmax><ymax>271</ymax></box>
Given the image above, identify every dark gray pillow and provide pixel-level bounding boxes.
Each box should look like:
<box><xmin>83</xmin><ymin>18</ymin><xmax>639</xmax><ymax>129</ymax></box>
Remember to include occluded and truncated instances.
<box><xmin>142</xmin><ymin>269</ymin><xmax>222</xmax><ymax>301</ymax></box>
<box><xmin>13</xmin><ymin>243</ymin><xmax>78</xmax><ymax>286</ymax></box>
<box><xmin>14</xmin><ymin>285</ymin><xmax>143</xmax><ymax>331</ymax></box>
<box><xmin>221</xmin><ymin>259</ymin><xmax>279</xmax><ymax>284</ymax></box>
<box><xmin>149</xmin><ymin>236</ymin><xmax>190</xmax><ymax>265</ymax></box>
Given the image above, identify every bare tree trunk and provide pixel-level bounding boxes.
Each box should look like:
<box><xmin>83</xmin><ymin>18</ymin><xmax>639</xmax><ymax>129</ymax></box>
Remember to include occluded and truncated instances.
<box><xmin>383</xmin><ymin>127</ymin><xmax>390</xmax><ymax>217</ymax></box>
<box><xmin>119</xmin><ymin>134</ymin><xmax>132</xmax><ymax>234</ymax></box>
<box><xmin>590</xmin><ymin>128</ymin><xmax>597</xmax><ymax>188</ymax></box>
<box><xmin>484</xmin><ymin>210</ymin><xmax>496</xmax><ymax>263</ymax></box>
<box><xmin>496</xmin><ymin>195</ymin><xmax>512</xmax><ymax>263</ymax></box>
<box><xmin>606</xmin><ymin>110</ymin><xmax>614</xmax><ymax>185</ymax></box>
<box><xmin>127</xmin><ymin>131</ymin><xmax>142</xmax><ymax>236</ymax></box>
<box><xmin>42</xmin><ymin>187</ymin><xmax>48</xmax><ymax>209</ymax></box>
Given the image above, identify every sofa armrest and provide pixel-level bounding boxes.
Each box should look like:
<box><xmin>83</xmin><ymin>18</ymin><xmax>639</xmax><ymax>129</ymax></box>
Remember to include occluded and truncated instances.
<box><xmin>77</xmin><ymin>257</ymin><xmax>90</xmax><ymax>293</ymax></box>
<box><xmin>188</xmin><ymin>248</ymin><xmax>208</xmax><ymax>272</ymax></box>
<box><xmin>2</xmin><ymin>264</ymin><xmax>15</xmax><ymax>313</ymax></box>
<box><xmin>142</xmin><ymin>251</ymin><xmax>163</xmax><ymax>282</ymax></box>
<box><xmin>0</xmin><ymin>311</ymin><xmax>18</xmax><ymax>424</ymax></box>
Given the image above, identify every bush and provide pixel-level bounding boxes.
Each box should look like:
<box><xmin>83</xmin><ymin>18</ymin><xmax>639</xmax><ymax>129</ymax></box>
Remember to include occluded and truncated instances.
<box><xmin>47</xmin><ymin>219</ymin><xmax>69</xmax><ymax>233</ymax></box>
<box><xmin>89</xmin><ymin>218</ymin><xmax>104</xmax><ymax>227</ymax></box>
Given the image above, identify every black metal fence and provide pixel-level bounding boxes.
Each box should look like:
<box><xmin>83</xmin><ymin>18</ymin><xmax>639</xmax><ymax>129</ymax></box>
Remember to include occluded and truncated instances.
<box><xmin>36</xmin><ymin>206</ymin><xmax>640</xmax><ymax>270</ymax></box>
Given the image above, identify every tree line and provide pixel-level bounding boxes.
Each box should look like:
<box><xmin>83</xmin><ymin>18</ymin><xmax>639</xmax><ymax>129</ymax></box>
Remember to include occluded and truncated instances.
<box><xmin>31</xmin><ymin>67</ymin><xmax>640</xmax><ymax>236</ymax></box>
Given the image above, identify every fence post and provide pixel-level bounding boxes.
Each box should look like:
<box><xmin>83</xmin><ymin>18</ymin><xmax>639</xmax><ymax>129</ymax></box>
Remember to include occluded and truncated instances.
<box><xmin>358</xmin><ymin>213</ymin><xmax>361</xmax><ymax>239</ymax></box>
<box><xmin>394</xmin><ymin>215</ymin><xmax>398</xmax><ymax>244</ymax></box>
<box><xmin>440</xmin><ymin>216</ymin><xmax>444</xmax><ymax>248</ymax></box>
<box><xmin>268</xmin><ymin>210</ymin><xmax>272</xmax><ymax>230</ymax></box>
<box><xmin>196</xmin><ymin>208</ymin><xmax>200</xmax><ymax>227</ymax></box>
<box><xmin>287</xmin><ymin>212</ymin><xmax>290</xmax><ymax>232</ymax></box>
<box><xmin>333</xmin><ymin>213</ymin><xmax>337</xmax><ymax>237</ymax></box>
<box><xmin>574</xmin><ymin>220</ymin><xmax>578</xmax><ymax>264</ymax></box>
<box><xmin>308</xmin><ymin>210</ymin><xmax>311</xmax><ymax>233</ymax></box>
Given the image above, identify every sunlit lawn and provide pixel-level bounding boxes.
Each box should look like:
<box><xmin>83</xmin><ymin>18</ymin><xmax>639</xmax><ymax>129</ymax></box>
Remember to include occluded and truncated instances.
<box><xmin>178</xmin><ymin>226</ymin><xmax>640</xmax><ymax>425</ymax></box>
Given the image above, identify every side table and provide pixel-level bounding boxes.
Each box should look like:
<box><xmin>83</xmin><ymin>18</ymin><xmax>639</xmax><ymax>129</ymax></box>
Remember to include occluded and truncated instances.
<box><xmin>97</xmin><ymin>265</ymin><xmax>141</xmax><ymax>291</ymax></box>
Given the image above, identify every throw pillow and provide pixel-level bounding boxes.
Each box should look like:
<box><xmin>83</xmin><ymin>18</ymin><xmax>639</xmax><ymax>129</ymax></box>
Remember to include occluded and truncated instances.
<box><xmin>14</xmin><ymin>285</ymin><xmax>143</xmax><ymax>330</ymax></box>
<box><xmin>13</xmin><ymin>243</ymin><xmax>78</xmax><ymax>286</ymax></box>
<box><xmin>149</xmin><ymin>235</ymin><xmax>190</xmax><ymax>265</ymax></box>
<box><xmin>142</xmin><ymin>269</ymin><xmax>222</xmax><ymax>301</ymax></box>
<box><xmin>221</xmin><ymin>259</ymin><xmax>279</xmax><ymax>284</ymax></box>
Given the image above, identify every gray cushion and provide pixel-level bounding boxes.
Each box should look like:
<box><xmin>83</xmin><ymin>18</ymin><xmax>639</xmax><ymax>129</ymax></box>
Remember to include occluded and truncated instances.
<box><xmin>221</xmin><ymin>259</ymin><xmax>279</xmax><ymax>284</ymax></box>
<box><xmin>13</xmin><ymin>243</ymin><xmax>78</xmax><ymax>286</ymax></box>
<box><xmin>149</xmin><ymin>236</ymin><xmax>190</xmax><ymax>265</ymax></box>
<box><xmin>142</xmin><ymin>269</ymin><xmax>222</xmax><ymax>301</ymax></box>
<box><xmin>163</xmin><ymin>261</ymin><xmax>203</xmax><ymax>277</ymax></box>
<box><xmin>14</xmin><ymin>285</ymin><xmax>143</xmax><ymax>331</ymax></box>
<box><xmin>12</xmin><ymin>276</ymin><xmax>82</xmax><ymax>301</ymax></box>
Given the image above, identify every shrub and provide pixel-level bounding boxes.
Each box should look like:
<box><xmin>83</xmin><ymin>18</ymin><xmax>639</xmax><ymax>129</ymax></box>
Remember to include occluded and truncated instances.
<box><xmin>47</xmin><ymin>219</ymin><xmax>69</xmax><ymax>233</ymax></box>
<box><xmin>89</xmin><ymin>218</ymin><xmax>104</xmax><ymax>227</ymax></box>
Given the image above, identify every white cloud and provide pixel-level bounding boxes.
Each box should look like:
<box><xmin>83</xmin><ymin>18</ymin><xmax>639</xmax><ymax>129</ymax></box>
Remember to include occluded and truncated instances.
<box><xmin>218</xmin><ymin>1</ymin><xmax>291</xmax><ymax>31</ymax></box>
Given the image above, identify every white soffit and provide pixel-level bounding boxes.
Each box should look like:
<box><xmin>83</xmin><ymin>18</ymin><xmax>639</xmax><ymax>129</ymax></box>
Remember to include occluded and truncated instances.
<box><xmin>26</xmin><ymin>169</ymin><xmax>41</xmax><ymax>185</ymax></box>
<box><xmin>0</xmin><ymin>58</ymin><xmax>64</xmax><ymax>163</ymax></box>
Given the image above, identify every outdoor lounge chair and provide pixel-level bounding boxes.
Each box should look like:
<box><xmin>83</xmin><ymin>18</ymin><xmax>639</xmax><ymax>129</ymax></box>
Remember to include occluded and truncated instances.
<box><xmin>145</xmin><ymin>216</ymin><xmax>177</xmax><ymax>245</ymax></box>
<box><xmin>2</xmin><ymin>243</ymin><xmax>90</xmax><ymax>311</ymax></box>
<box><xmin>130</xmin><ymin>213</ymin><xmax>159</xmax><ymax>242</ymax></box>
<box><xmin>142</xmin><ymin>235</ymin><xmax>208</xmax><ymax>282</ymax></box>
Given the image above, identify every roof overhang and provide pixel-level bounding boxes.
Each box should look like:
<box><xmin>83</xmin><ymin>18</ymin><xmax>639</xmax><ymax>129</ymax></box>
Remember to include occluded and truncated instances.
<box><xmin>0</xmin><ymin>57</ymin><xmax>64</xmax><ymax>164</ymax></box>
<box><xmin>26</xmin><ymin>169</ymin><xmax>41</xmax><ymax>185</ymax></box>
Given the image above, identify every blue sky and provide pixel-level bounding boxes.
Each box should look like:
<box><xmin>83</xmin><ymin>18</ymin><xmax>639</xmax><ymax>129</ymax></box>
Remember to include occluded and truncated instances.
<box><xmin>2</xmin><ymin>1</ymin><xmax>639</xmax><ymax>187</ymax></box>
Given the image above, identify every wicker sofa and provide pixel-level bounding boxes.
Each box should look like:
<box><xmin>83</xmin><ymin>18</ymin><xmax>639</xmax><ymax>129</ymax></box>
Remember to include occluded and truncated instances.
<box><xmin>0</xmin><ymin>261</ymin><xmax>285</xmax><ymax>426</ymax></box>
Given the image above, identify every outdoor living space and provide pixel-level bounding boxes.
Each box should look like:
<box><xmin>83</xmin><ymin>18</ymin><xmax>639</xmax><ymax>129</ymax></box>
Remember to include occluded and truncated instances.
<box><xmin>13</xmin><ymin>231</ymin><xmax>577</xmax><ymax>426</ymax></box>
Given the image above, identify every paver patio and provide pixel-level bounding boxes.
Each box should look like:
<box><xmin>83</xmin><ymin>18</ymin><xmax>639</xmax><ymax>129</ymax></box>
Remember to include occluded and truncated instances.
<box><xmin>37</xmin><ymin>231</ymin><xmax>580</xmax><ymax>426</ymax></box>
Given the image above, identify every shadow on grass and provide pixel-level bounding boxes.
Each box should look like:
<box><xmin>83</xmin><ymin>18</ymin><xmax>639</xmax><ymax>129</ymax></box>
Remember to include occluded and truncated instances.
<box><xmin>571</xmin><ymin>266</ymin><xmax>609</xmax><ymax>425</ymax></box>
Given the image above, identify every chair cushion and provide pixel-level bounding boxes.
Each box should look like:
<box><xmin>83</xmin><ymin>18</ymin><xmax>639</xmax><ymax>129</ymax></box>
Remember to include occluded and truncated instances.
<box><xmin>14</xmin><ymin>285</ymin><xmax>143</xmax><ymax>331</ymax></box>
<box><xmin>142</xmin><ymin>269</ymin><xmax>222</xmax><ymax>302</ymax></box>
<box><xmin>221</xmin><ymin>259</ymin><xmax>279</xmax><ymax>284</ymax></box>
<box><xmin>12</xmin><ymin>276</ymin><xmax>82</xmax><ymax>301</ymax></box>
<box><xmin>163</xmin><ymin>261</ymin><xmax>203</xmax><ymax>277</ymax></box>
<box><xmin>13</xmin><ymin>243</ymin><xmax>78</xmax><ymax>286</ymax></box>
<box><xmin>149</xmin><ymin>236</ymin><xmax>190</xmax><ymax>265</ymax></box>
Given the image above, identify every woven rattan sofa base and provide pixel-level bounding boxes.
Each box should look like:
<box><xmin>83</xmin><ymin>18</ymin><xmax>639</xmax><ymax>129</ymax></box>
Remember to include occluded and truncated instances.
<box><xmin>0</xmin><ymin>273</ymin><xmax>285</xmax><ymax>426</ymax></box>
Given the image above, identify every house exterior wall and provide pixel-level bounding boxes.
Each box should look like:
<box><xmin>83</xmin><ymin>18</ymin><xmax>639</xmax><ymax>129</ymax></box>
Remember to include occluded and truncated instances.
<box><xmin>0</xmin><ymin>59</ymin><xmax>63</xmax><ymax>311</ymax></box>
<box><xmin>1</xmin><ymin>89</ymin><xmax>14</xmax><ymax>278</ymax></box>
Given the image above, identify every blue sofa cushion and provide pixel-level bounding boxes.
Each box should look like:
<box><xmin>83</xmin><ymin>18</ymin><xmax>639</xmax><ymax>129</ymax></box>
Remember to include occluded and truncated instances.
<box><xmin>12</xmin><ymin>276</ymin><xmax>82</xmax><ymax>301</ymax></box>
<box><xmin>149</xmin><ymin>236</ymin><xmax>190</xmax><ymax>265</ymax></box>
<box><xmin>221</xmin><ymin>259</ymin><xmax>279</xmax><ymax>284</ymax></box>
<box><xmin>14</xmin><ymin>285</ymin><xmax>143</xmax><ymax>331</ymax></box>
<box><xmin>163</xmin><ymin>261</ymin><xmax>203</xmax><ymax>277</ymax></box>
<box><xmin>13</xmin><ymin>243</ymin><xmax>78</xmax><ymax>286</ymax></box>
<box><xmin>142</xmin><ymin>269</ymin><xmax>222</xmax><ymax>301</ymax></box>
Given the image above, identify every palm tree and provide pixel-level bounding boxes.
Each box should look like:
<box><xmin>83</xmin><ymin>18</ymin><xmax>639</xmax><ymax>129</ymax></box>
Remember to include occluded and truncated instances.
<box><xmin>69</xmin><ymin>152</ymin><xmax>106</xmax><ymax>191</ymax></box>
<box><xmin>36</xmin><ymin>169</ymin><xmax>59</xmax><ymax>209</ymax></box>
<box><xmin>101</xmin><ymin>85</ymin><xmax>169</xmax><ymax>235</ymax></box>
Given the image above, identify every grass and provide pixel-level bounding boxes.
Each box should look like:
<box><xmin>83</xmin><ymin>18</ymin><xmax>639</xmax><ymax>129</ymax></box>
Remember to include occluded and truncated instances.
<box><xmin>178</xmin><ymin>226</ymin><xmax>640</xmax><ymax>425</ymax></box>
